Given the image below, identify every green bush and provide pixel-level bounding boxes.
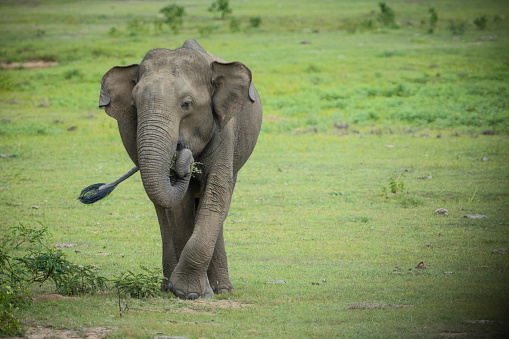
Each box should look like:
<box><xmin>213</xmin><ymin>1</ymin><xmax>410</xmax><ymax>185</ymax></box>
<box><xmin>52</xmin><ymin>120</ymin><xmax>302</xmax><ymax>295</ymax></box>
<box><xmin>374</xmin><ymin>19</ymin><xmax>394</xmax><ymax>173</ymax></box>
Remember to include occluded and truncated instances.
<box><xmin>428</xmin><ymin>8</ymin><xmax>438</xmax><ymax>33</ymax></box>
<box><xmin>474</xmin><ymin>15</ymin><xmax>487</xmax><ymax>30</ymax></box>
<box><xmin>208</xmin><ymin>0</ymin><xmax>232</xmax><ymax>20</ymax></box>
<box><xmin>159</xmin><ymin>3</ymin><xmax>186</xmax><ymax>33</ymax></box>
<box><xmin>248</xmin><ymin>16</ymin><xmax>262</xmax><ymax>29</ymax></box>
<box><xmin>0</xmin><ymin>223</ymin><xmax>108</xmax><ymax>336</ymax></box>
<box><xmin>380</xmin><ymin>172</ymin><xmax>406</xmax><ymax>198</ymax></box>
<box><xmin>448</xmin><ymin>20</ymin><xmax>467</xmax><ymax>35</ymax></box>
<box><xmin>378</xmin><ymin>2</ymin><xmax>397</xmax><ymax>28</ymax></box>
<box><xmin>114</xmin><ymin>266</ymin><xmax>164</xmax><ymax>299</ymax></box>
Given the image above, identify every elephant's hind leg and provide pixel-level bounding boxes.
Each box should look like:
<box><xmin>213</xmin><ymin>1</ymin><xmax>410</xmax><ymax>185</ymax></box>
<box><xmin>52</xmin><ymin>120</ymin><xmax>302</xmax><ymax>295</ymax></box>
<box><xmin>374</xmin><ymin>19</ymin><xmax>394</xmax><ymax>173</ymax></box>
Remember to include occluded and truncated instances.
<box><xmin>155</xmin><ymin>205</ymin><xmax>178</xmax><ymax>291</ymax></box>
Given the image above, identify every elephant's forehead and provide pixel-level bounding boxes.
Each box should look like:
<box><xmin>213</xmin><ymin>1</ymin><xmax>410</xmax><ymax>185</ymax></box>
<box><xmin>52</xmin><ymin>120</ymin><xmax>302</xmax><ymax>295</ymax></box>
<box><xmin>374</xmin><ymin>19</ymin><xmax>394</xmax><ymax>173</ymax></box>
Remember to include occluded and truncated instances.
<box><xmin>141</xmin><ymin>48</ymin><xmax>210</xmax><ymax>77</ymax></box>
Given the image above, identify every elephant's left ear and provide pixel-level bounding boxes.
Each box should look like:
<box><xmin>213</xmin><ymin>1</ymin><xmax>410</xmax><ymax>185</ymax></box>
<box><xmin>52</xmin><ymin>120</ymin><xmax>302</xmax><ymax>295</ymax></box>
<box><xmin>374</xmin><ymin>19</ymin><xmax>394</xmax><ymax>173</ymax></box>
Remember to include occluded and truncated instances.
<box><xmin>99</xmin><ymin>64</ymin><xmax>139</xmax><ymax>126</ymax></box>
<box><xmin>211</xmin><ymin>61</ymin><xmax>255</xmax><ymax>130</ymax></box>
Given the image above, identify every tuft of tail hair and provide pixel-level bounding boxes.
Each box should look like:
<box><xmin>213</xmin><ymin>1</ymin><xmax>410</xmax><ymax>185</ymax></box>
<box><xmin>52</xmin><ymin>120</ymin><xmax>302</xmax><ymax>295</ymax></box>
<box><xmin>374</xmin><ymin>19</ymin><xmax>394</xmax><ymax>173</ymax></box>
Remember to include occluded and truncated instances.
<box><xmin>78</xmin><ymin>183</ymin><xmax>117</xmax><ymax>204</ymax></box>
<box><xmin>78</xmin><ymin>166</ymin><xmax>138</xmax><ymax>204</ymax></box>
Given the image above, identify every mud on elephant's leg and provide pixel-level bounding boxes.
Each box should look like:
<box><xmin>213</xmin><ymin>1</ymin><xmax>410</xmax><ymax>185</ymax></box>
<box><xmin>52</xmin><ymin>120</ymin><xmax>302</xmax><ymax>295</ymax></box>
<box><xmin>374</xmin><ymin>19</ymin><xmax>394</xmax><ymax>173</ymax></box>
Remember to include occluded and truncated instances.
<box><xmin>208</xmin><ymin>228</ymin><xmax>234</xmax><ymax>294</ymax></box>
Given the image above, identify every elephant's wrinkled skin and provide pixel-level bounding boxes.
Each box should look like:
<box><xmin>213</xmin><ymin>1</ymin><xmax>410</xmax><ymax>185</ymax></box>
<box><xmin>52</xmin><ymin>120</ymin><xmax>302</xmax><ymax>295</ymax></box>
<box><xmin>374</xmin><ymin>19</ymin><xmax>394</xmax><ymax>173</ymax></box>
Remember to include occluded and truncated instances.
<box><xmin>99</xmin><ymin>40</ymin><xmax>262</xmax><ymax>299</ymax></box>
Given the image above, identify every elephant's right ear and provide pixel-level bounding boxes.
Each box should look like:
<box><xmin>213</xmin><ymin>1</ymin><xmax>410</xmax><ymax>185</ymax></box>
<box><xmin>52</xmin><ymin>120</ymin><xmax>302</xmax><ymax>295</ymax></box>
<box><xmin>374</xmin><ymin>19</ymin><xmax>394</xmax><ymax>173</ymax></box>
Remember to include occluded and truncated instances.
<box><xmin>99</xmin><ymin>64</ymin><xmax>139</xmax><ymax>125</ymax></box>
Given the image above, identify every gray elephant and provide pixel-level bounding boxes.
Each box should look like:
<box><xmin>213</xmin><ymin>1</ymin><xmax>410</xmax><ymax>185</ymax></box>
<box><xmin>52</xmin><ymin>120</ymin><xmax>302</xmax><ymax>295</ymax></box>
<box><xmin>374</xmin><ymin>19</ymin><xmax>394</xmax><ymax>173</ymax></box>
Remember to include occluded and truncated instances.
<box><xmin>97</xmin><ymin>39</ymin><xmax>262</xmax><ymax>299</ymax></box>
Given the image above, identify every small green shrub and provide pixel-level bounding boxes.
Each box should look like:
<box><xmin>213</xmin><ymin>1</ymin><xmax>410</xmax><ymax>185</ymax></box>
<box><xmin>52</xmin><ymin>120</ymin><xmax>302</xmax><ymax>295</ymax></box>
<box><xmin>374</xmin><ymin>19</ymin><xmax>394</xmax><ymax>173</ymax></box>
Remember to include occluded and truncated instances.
<box><xmin>428</xmin><ymin>8</ymin><xmax>438</xmax><ymax>33</ymax></box>
<box><xmin>448</xmin><ymin>21</ymin><xmax>467</xmax><ymax>35</ymax></box>
<box><xmin>380</xmin><ymin>172</ymin><xmax>406</xmax><ymax>199</ymax></box>
<box><xmin>108</xmin><ymin>27</ymin><xmax>118</xmax><ymax>36</ymax></box>
<box><xmin>0</xmin><ymin>223</ymin><xmax>108</xmax><ymax>335</ymax></box>
<box><xmin>208</xmin><ymin>0</ymin><xmax>232</xmax><ymax>20</ymax></box>
<box><xmin>248</xmin><ymin>16</ymin><xmax>262</xmax><ymax>29</ymax></box>
<box><xmin>473</xmin><ymin>15</ymin><xmax>487</xmax><ymax>30</ymax></box>
<box><xmin>114</xmin><ymin>266</ymin><xmax>164</xmax><ymax>299</ymax></box>
<box><xmin>160</xmin><ymin>3</ymin><xmax>186</xmax><ymax>33</ymax></box>
<box><xmin>378</xmin><ymin>2</ymin><xmax>397</xmax><ymax>28</ymax></box>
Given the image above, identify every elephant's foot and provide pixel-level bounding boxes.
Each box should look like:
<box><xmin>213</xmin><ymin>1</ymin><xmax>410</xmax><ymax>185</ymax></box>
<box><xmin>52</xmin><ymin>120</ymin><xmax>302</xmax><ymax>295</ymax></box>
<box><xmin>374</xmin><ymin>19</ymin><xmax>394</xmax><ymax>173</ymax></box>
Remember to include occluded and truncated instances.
<box><xmin>207</xmin><ymin>266</ymin><xmax>234</xmax><ymax>295</ymax></box>
<box><xmin>161</xmin><ymin>278</ymin><xmax>170</xmax><ymax>292</ymax></box>
<box><xmin>169</xmin><ymin>272</ymin><xmax>214</xmax><ymax>300</ymax></box>
<box><xmin>209</xmin><ymin>276</ymin><xmax>234</xmax><ymax>295</ymax></box>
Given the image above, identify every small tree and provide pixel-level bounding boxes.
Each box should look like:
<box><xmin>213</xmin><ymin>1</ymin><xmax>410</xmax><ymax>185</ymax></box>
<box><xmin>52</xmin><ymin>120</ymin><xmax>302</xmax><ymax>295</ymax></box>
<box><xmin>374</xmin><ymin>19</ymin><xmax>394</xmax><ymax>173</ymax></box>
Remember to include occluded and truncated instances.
<box><xmin>160</xmin><ymin>3</ymin><xmax>186</xmax><ymax>33</ymax></box>
<box><xmin>473</xmin><ymin>15</ymin><xmax>487</xmax><ymax>30</ymax></box>
<box><xmin>208</xmin><ymin>0</ymin><xmax>232</xmax><ymax>20</ymax></box>
<box><xmin>428</xmin><ymin>8</ymin><xmax>438</xmax><ymax>33</ymax></box>
<box><xmin>378</xmin><ymin>2</ymin><xmax>396</xmax><ymax>27</ymax></box>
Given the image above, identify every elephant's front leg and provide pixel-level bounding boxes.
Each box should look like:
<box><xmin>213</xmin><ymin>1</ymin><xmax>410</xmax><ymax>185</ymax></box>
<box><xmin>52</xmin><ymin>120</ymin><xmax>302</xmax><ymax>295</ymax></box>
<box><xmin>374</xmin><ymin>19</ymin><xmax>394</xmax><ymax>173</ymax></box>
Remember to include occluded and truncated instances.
<box><xmin>169</xmin><ymin>174</ymin><xmax>233</xmax><ymax>299</ymax></box>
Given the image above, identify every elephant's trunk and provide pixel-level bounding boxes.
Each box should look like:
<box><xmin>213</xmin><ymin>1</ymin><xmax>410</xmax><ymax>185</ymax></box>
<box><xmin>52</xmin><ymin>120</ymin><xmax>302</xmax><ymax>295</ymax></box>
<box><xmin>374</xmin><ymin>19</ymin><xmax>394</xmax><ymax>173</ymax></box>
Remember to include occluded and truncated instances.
<box><xmin>136</xmin><ymin>105</ymin><xmax>190</xmax><ymax>209</ymax></box>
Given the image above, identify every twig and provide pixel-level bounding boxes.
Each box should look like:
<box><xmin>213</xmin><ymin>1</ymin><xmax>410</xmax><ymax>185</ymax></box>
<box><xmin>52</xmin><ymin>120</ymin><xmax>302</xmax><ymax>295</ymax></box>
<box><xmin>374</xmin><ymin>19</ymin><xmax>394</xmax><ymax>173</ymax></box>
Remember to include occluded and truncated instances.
<box><xmin>117</xmin><ymin>283</ymin><xmax>122</xmax><ymax>317</ymax></box>
<box><xmin>122</xmin><ymin>303</ymin><xmax>129</xmax><ymax>315</ymax></box>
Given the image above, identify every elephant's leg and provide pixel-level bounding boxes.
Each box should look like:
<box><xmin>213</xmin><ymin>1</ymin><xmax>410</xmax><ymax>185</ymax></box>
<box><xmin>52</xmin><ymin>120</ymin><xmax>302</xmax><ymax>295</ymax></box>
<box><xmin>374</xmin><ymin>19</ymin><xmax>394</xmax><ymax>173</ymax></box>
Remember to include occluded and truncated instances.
<box><xmin>208</xmin><ymin>227</ymin><xmax>234</xmax><ymax>294</ymax></box>
<box><xmin>169</xmin><ymin>173</ymin><xmax>233</xmax><ymax>299</ymax></box>
<box><xmin>157</xmin><ymin>188</ymin><xmax>195</xmax><ymax>292</ymax></box>
<box><xmin>208</xmin><ymin>175</ymin><xmax>236</xmax><ymax>294</ymax></box>
<box><xmin>154</xmin><ymin>204</ymin><xmax>177</xmax><ymax>291</ymax></box>
<box><xmin>166</xmin><ymin>189</ymin><xmax>196</xmax><ymax>260</ymax></box>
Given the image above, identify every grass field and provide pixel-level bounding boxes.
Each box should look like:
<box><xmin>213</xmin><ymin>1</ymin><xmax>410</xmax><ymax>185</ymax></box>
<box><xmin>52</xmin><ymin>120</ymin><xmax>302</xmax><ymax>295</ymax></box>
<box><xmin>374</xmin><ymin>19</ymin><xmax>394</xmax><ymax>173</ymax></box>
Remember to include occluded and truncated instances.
<box><xmin>1</xmin><ymin>0</ymin><xmax>509</xmax><ymax>338</ymax></box>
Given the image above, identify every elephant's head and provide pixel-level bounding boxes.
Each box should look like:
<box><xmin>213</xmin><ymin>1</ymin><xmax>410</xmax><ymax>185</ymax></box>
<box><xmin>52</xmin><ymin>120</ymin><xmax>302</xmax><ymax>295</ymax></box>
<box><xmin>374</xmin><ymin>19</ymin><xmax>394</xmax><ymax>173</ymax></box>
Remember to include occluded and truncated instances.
<box><xmin>98</xmin><ymin>40</ymin><xmax>254</xmax><ymax>208</ymax></box>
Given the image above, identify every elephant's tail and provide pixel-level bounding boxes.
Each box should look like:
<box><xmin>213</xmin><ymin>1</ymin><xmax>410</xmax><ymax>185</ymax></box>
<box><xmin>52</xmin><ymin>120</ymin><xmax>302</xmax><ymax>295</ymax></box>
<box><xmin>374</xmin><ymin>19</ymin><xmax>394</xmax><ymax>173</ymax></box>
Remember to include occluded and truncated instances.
<box><xmin>78</xmin><ymin>166</ymin><xmax>138</xmax><ymax>204</ymax></box>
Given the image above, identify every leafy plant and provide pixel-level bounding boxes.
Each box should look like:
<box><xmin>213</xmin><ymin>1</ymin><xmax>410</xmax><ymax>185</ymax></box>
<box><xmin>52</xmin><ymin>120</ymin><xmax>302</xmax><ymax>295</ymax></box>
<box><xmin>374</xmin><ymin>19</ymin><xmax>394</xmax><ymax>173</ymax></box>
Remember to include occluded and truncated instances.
<box><xmin>159</xmin><ymin>3</ymin><xmax>186</xmax><ymax>33</ymax></box>
<box><xmin>428</xmin><ymin>8</ymin><xmax>438</xmax><ymax>33</ymax></box>
<box><xmin>448</xmin><ymin>20</ymin><xmax>467</xmax><ymax>35</ymax></box>
<box><xmin>380</xmin><ymin>172</ymin><xmax>406</xmax><ymax>198</ymax></box>
<box><xmin>473</xmin><ymin>15</ymin><xmax>487</xmax><ymax>30</ymax></box>
<box><xmin>208</xmin><ymin>0</ymin><xmax>232</xmax><ymax>20</ymax></box>
<box><xmin>248</xmin><ymin>16</ymin><xmax>262</xmax><ymax>29</ymax></box>
<box><xmin>378</xmin><ymin>2</ymin><xmax>397</xmax><ymax>28</ymax></box>
<box><xmin>114</xmin><ymin>266</ymin><xmax>164</xmax><ymax>299</ymax></box>
<box><xmin>0</xmin><ymin>223</ymin><xmax>107</xmax><ymax>336</ymax></box>
<box><xmin>170</xmin><ymin>152</ymin><xmax>202</xmax><ymax>177</ymax></box>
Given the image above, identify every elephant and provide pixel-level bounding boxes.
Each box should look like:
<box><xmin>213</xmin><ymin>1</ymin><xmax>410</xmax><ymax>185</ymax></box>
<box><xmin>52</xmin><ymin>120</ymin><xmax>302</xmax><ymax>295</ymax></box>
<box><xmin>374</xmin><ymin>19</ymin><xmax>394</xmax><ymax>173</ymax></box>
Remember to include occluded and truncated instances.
<box><xmin>98</xmin><ymin>39</ymin><xmax>262</xmax><ymax>299</ymax></box>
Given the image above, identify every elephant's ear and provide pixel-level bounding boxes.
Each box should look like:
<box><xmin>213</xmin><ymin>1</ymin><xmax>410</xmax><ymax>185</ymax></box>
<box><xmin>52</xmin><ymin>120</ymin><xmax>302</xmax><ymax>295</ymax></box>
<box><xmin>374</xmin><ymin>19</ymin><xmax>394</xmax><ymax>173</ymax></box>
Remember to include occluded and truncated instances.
<box><xmin>211</xmin><ymin>61</ymin><xmax>255</xmax><ymax>130</ymax></box>
<box><xmin>99</xmin><ymin>64</ymin><xmax>138</xmax><ymax>126</ymax></box>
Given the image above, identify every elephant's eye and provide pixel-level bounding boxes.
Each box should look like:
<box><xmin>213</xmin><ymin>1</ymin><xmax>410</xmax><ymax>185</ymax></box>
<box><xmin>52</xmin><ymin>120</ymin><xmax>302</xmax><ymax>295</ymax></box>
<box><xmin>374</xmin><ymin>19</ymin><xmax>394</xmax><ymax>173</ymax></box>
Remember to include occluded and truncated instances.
<box><xmin>181</xmin><ymin>100</ymin><xmax>192</xmax><ymax>110</ymax></box>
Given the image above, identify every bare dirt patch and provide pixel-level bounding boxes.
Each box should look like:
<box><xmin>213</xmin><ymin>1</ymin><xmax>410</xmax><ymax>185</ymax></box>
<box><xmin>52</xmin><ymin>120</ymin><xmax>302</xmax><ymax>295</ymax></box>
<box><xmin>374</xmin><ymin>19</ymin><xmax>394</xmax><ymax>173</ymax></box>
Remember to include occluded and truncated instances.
<box><xmin>32</xmin><ymin>294</ymin><xmax>73</xmax><ymax>302</ymax></box>
<box><xmin>348</xmin><ymin>302</ymin><xmax>408</xmax><ymax>310</ymax></box>
<box><xmin>15</xmin><ymin>326</ymin><xmax>111</xmax><ymax>339</ymax></box>
<box><xmin>172</xmin><ymin>299</ymin><xmax>252</xmax><ymax>315</ymax></box>
<box><xmin>1</xmin><ymin>61</ymin><xmax>58</xmax><ymax>69</ymax></box>
<box><xmin>193</xmin><ymin>299</ymin><xmax>252</xmax><ymax>310</ymax></box>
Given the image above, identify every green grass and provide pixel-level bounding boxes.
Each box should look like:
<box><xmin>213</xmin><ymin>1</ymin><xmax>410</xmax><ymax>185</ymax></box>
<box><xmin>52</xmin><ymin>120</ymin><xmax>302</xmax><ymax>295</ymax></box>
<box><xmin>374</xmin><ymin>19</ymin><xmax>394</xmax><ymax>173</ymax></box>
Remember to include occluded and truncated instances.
<box><xmin>1</xmin><ymin>0</ymin><xmax>509</xmax><ymax>337</ymax></box>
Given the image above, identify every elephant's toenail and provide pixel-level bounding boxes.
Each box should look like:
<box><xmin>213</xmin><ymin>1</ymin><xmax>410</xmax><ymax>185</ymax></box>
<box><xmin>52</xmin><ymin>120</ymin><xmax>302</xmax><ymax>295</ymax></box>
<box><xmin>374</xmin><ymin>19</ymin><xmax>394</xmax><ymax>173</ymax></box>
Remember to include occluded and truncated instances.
<box><xmin>186</xmin><ymin>293</ymin><xmax>199</xmax><ymax>300</ymax></box>
<box><xmin>174</xmin><ymin>290</ymin><xmax>185</xmax><ymax>299</ymax></box>
<box><xmin>204</xmin><ymin>294</ymin><xmax>212</xmax><ymax>298</ymax></box>
<box><xmin>218</xmin><ymin>289</ymin><xmax>228</xmax><ymax>294</ymax></box>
